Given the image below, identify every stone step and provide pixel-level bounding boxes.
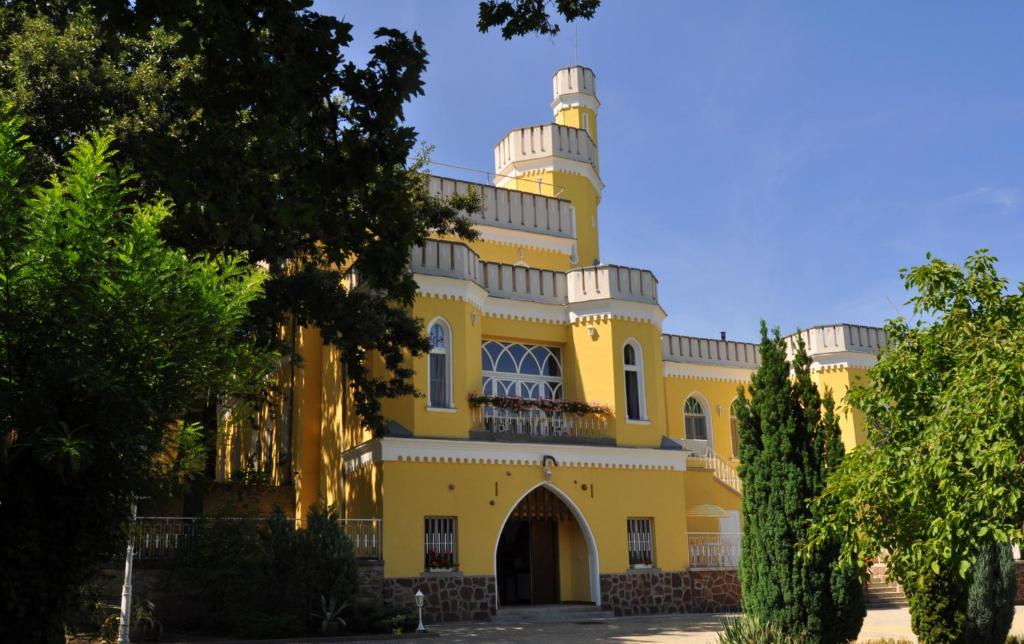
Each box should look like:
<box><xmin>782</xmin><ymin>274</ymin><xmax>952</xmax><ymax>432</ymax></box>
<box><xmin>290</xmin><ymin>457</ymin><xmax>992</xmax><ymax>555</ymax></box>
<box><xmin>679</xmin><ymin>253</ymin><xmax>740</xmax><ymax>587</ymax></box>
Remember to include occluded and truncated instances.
<box><xmin>493</xmin><ymin>604</ymin><xmax>614</xmax><ymax>624</ymax></box>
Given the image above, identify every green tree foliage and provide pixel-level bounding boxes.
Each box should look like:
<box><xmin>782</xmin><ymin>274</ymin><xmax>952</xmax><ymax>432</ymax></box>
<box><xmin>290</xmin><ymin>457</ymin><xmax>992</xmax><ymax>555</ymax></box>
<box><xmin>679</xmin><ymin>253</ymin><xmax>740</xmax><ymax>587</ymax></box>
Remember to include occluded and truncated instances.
<box><xmin>0</xmin><ymin>1</ymin><xmax>480</xmax><ymax>434</ymax></box>
<box><xmin>809</xmin><ymin>251</ymin><xmax>1024</xmax><ymax>643</ymax></box>
<box><xmin>0</xmin><ymin>118</ymin><xmax>271</xmax><ymax>642</ymax></box>
<box><xmin>478</xmin><ymin>0</ymin><xmax>601</xmax><ymax>38</ymax></box>
<box><xmin>964</xmin><ymin>540</ymin><xmax>1016</xmax><ymax>644</ymax></box>
<box><xmin>734</xmin><ymin>322</ymin><xmax>864</xmax><ymax>642</ymax></box>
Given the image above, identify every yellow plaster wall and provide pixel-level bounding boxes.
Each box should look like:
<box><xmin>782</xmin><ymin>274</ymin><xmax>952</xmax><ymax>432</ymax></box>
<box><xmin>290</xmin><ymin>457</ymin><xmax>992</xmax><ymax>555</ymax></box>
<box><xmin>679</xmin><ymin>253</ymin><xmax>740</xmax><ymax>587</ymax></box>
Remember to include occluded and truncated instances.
<box><xmin>609</xmin><ymin>319</ymin><xmax>666</xmax><ymax>447</ymax></box>
<box><xmin>319</xmin><ymin>344</ymin><xmax>345</xmax><ymax>508</ymax></box>
<box><xmin>503</xmin><ymin>171</ymin><xmax>600</xmax><ymax>267</ymax></box>
<box><xmin>812</xmin><ymin>367</ymin><xmax>870</xmax><ymax>450</ymax></box>
<box><xmin>558</xmin><ymin>517</ymin><xmax>591</xmax><ymax>602</ymax></box>
<box><xmin>345</xmin><ymin>463</ymin><xmax>382</xmax><ymax>520</ymax></box>
<box><xmin>380</xmin><ymin>460</ymin><xmax>689</xmax><ymax>578</ymax></box>
<box><xmin>683</xmin><ymin>469</ymin><xmax>742</xmax><ymax>533</ymax></box>
<box><xmin>664</xmin><ymin>377</ymin><xmax>748</xmax><ymax>460</ymax></box>
<box><xmin>294</xmin><ymin>326</ymin><xmax>323</xmax><ymax>520</ymax></box>
<box><xmin>555</xmin><ymin>106</ymin><xmax>598</xmax><ymax>144</ymax></box>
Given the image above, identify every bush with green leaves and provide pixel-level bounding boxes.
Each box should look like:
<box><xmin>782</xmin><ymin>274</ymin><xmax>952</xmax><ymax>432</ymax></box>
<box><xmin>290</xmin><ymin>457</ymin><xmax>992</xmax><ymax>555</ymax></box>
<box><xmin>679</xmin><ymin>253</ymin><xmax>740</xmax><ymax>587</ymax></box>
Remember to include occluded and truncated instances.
<box><xmin>716</xmin><ymin>614</ymin><xmax>798</xmax><ymax>644</ymax></box>
<box><xmin>174</xmin><ymin>504</ymin><xmax>358</xmax><ymax>638</ymax></box>
<box><xmin>964</xmin><ymin>540</ymin><xmax>1016</xmax><ymax>644</ymax></box>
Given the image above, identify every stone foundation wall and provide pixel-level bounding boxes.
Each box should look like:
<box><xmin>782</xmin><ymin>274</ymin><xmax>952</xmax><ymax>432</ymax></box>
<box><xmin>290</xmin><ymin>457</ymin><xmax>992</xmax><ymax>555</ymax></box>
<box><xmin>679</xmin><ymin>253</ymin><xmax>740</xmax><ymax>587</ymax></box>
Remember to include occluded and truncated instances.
<box><xmin>599</xmin><ymin>569</ymin><xmax>740</xmax><ymax>616</ymax></box>
<box><xmin>357</xmin><ymin>560</ymin><xmax>384</xmax><ymax>605</ymax></box>
<box><xmin>600</xmin><ymin>570</ymin><xmax>690</xmax><ymax>616</ymax></box>
<box><xmin>689</xmin><ymin>570</ymin><xmax>741</xmax><ymax>612</ymax></box>
<box><xmin>382</xmin><ymin>574</ymin><xmax>495</xmax><ymax>623</ymax></box>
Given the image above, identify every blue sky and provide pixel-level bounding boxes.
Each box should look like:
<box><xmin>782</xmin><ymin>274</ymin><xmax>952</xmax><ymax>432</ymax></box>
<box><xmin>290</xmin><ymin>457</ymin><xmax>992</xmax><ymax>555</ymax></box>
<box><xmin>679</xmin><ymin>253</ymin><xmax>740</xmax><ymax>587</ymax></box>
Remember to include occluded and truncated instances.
<box><xmin>315</xmin><ymin>1</ymin><xmax>1024</xmax><ymax>342</ymax></box>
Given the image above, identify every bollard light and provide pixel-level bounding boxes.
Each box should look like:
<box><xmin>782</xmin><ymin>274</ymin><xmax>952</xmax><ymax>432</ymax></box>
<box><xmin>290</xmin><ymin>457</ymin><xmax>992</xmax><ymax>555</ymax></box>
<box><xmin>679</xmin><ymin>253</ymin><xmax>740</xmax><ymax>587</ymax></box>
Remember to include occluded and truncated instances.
<box><xmin>415</xmin><ymin>589</ymin><xmax>426</xmax><ymax>632</ymax></box>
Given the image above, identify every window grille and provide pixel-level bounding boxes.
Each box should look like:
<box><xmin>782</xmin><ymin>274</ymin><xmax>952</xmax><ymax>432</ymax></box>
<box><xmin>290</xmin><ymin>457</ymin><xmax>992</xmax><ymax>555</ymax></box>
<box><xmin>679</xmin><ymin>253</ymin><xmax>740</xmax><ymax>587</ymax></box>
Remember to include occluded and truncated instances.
<box><xmin>627</xmin><ymin>517</ymin><xmax>654</xmax><ymax>568</ymax></box>
<box><xmin>424</xmin><ymin>516</ymin><xmax>457</xmax><ymax>570</ymax></box>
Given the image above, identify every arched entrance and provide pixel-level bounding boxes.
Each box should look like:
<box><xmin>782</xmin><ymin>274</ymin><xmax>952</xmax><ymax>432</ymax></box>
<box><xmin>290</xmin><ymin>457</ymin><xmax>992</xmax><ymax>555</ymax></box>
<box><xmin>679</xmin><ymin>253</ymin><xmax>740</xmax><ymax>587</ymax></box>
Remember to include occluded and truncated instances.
<box><xmin>494</xmin><ymin>483</ymin><xmax>600</xmax><ymax>607</ymax></box>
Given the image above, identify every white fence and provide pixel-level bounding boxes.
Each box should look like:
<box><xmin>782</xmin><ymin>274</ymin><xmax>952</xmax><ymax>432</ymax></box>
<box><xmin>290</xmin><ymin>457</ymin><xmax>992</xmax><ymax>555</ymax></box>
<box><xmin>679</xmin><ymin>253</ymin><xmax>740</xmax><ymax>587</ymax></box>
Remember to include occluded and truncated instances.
<box><xmin>132</xmin><ymin>516</ymin><xmax>382</xmax><ymax>560</ymax></box>
<box><xmin>687</xmin><ymin>450</ymin><xmax>742</xmax><ymax>494</ymax></box>
<box><xmin>471</xmin><ymin>406</ymin><xmax>608</xmax><ymax>440</ymax></box>
<box><xmin>688</xmin><ymin>532</ymin><xmax>741</xmax><ymax>570</ymax></box>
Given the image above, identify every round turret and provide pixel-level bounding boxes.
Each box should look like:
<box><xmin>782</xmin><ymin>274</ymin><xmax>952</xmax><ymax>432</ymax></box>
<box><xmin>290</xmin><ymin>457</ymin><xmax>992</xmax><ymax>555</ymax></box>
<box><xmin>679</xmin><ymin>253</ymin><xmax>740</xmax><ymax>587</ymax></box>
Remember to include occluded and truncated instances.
<box><xmin>551</xmin><ymin>66</ymin><xmax>599</xmax><ymax>114</ymax></box>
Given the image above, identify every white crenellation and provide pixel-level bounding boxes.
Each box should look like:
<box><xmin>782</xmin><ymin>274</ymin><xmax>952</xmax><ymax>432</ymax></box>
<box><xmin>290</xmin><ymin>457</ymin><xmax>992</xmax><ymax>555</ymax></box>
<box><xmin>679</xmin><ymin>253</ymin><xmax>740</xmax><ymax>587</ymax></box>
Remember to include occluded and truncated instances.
<box><xmin>494</xmin><ymin>123</ymin><xmax>598</xmax><ymax>175</ymax></box>
<box><xmin>567</xmin><ymin>265</ymin><xmax>659</xmax><ymax>305</ymax></box>
<box><xmin>662</xmin><ymin>335</ymin><xmax>761</xmax><ymax>369</ymax></box>
<box><xmin>428</xmin><ymin>175</ymin><xmax>575</xmax><ymax>240</ymax></box>
<box><xmin>785</xmin><ymin>324</ymin><xmax>888</xmax><ymax>358</ymax></box>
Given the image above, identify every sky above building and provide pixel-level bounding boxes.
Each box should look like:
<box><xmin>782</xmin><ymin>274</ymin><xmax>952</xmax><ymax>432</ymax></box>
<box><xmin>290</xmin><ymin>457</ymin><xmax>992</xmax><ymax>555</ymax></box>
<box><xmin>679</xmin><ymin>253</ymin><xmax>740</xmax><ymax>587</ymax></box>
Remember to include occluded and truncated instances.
<box><xmin>314</xmin><ymin>0</ymin><xmax>1023</xmax><ymax>342</ymax></box>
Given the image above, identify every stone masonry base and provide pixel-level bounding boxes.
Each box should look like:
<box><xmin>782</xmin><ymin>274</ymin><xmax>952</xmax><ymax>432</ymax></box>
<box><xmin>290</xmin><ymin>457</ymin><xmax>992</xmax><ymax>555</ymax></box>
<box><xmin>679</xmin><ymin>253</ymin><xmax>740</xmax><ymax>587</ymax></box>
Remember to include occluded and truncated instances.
<box><xmin>382</xmin><ymin>574</ymin><xmax>496</xmax><ymax>623</ymax></box>
<box><xmin>378</xmin><ymin>569</ymin><xmax>740</xmax><ymax>623</ymax></box>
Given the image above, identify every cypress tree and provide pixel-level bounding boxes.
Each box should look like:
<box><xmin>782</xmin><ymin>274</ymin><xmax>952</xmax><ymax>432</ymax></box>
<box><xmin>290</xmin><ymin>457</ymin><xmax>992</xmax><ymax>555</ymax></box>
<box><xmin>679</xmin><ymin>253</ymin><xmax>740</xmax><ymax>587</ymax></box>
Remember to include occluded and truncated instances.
<box><xmin>964</xmin><ymin>540</ymin><xmax>1016</xmax><ymax>643</ymax></box>
<box><xmin>735</xmin><ymin>322</ymin><xmax>865</xmax><ymax>642</ymax></box>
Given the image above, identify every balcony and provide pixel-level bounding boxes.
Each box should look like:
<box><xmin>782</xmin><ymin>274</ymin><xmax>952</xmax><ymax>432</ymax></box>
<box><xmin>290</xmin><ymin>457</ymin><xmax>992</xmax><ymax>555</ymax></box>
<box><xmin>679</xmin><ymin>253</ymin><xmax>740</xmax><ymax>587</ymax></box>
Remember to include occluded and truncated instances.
<box><xmin>688</xmin><ymin>532</ymin><xmax>741</xmax><ymax>570</ymax></box>
<box><xmin>470</xmin><ymin>403</ymin><xmax>611</xmax><ymax>445</ymax></box>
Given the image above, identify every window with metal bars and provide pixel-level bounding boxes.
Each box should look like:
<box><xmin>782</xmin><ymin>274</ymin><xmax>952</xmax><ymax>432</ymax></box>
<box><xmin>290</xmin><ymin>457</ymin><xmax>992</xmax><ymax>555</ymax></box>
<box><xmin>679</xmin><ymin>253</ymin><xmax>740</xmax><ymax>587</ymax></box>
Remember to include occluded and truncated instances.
<box><xmin>627</xmin><ymin>517</ymin><xmax>655</xmax><ymax>568</ymax></box>
<box><xmin>424</xmin><ymin>516</ymin><xmax>457</xmax><ymax>571</ymax></box>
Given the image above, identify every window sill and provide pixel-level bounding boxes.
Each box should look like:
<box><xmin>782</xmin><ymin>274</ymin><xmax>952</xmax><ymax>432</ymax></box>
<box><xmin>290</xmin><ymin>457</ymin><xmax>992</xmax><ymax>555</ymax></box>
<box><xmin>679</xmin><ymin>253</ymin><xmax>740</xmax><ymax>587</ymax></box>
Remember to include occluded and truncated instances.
<box><xmin>424</xmin><ymin>568</ymin><xmax>462</xmax><ymax>577</ymax></box>
<box><xmin>625</xmin><ymin>418</ymin><xmax>651</xmax><ymax>426</ymax></box>
<box><xmin>627</xmin><ymin>565</ymin><xmax>660</xmax><ymax>573</ymax></box>
<box><xmin>426</xmin><ymin>406</ymin><xmax>457</xmax><ymax>413</ymax></box>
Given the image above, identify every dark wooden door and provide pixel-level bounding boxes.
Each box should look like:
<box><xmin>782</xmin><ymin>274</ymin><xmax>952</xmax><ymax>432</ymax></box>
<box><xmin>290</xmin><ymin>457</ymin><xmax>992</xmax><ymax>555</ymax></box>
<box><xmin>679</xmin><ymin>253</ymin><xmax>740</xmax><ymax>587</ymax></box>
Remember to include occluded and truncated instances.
<box><xmin>529</xmin><ymin>519</ymin><xmax>560</xmax><ymax>604</ymax></box>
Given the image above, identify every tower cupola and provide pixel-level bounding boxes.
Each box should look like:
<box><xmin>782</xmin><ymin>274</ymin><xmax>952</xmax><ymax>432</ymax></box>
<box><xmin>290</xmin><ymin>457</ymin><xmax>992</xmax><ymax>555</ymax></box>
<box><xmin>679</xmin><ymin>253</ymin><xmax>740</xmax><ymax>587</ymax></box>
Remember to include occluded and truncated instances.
<box><xmin>552</xmin><ymin>66</ymin><xmax>599</xmax><ymax>142</ymax></box>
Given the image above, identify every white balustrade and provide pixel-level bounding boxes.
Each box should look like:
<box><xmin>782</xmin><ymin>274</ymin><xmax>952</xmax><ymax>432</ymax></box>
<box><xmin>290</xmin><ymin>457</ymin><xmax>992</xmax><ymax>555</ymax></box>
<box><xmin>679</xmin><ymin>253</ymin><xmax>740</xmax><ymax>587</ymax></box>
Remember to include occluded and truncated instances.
<box><xmin>471</xmin><ymin>405</ymin><xmax>608</xmax><ymax>440</ymax></box>
<box><xmin>687</xmin><ymin>532</ymin><xmax>742</xmax><ymax>570</ymax></box>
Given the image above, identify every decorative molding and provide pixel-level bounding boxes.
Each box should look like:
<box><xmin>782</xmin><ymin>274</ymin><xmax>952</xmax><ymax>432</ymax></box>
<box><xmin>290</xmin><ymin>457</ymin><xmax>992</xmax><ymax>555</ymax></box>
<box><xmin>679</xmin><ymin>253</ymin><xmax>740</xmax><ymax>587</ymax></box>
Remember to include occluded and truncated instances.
<box><xmin>810</xmin><ymin>352</ymin><xmax>877</xmax><ymax>372</ymax></box>
<box><xmin>473</xmin><ymin>224</ymin><xmax>577</xmax><ymax>257</ymax></box>
<box><xmin>414</xmin><ymin>274</ymin><xmax>488</xmax><ymax>312</ymax></box>
<box><xmin>551</xmin><ymin>94</ymin><xmax>600</xmax><ymax>115</ymax></box>
<box><xmin>568</xmin><ymin>299</ymin><xmax>667</xmax><ymax>326</ymax></box>
<box><xmin>495</xmin><ymin>156</ymin><xmax>605</xmax><ymax>194</ymax></box>
<box><xmin>342</xmin><ymin>440</ymin><xmax>380</xmax><ymax>474</ymax></box>
<box><xmin>376</xmin><ymin>436</ymin><xmax>689</xmax><ymax>472</ymax></box>
<box><xmin>663</xmin><ymin>362</ymin><xmax>754</xmax><ymax>383</ymax></box>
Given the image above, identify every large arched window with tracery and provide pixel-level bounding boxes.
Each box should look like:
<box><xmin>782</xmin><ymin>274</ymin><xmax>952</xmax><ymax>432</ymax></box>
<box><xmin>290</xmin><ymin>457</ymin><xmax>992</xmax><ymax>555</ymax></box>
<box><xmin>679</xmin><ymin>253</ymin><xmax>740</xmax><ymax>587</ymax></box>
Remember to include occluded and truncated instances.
<box><xmin>428</xmin><ymin>320</ymin><xmax>452</xmax><ymax>408</ymax></box>
<box><xmin>481</xmin><ymin>340</ymin><xmax>562</xmax><ymax>400</ymax></box>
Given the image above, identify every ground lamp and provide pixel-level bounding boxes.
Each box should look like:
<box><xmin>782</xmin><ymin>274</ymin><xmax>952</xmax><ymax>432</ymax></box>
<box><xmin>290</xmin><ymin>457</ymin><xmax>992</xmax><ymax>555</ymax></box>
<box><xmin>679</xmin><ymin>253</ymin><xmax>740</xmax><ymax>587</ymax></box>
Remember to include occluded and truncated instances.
<box><xmin>415</xmin><ymin>590</ymin><xmax>426</xmax><ymax>632</ymax></box>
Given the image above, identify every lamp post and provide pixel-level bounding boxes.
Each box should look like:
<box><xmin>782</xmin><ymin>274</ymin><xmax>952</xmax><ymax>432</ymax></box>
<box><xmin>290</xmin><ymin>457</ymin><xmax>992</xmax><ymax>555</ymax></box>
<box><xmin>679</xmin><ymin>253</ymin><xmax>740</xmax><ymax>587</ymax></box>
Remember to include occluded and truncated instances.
<box><xmin>415</xmin><ymin>589</ymin><xmax>426</xmax><ymax>632</ymax></box>
<box><xmin>118</xmin><ymin>500</ymin><xmax>137</xmax><ymax>644</ymax></box>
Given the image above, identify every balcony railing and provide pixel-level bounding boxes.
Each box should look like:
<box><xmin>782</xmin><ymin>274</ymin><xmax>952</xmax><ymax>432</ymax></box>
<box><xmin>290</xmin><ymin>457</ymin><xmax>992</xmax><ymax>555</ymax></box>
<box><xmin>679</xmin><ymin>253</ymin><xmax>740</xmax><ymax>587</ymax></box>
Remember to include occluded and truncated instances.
<box><xmin>470</xmin><ymin>406</ymin><xmax>608</xmax><ymax>441</ymax></box>
<box><xmin>132</xmin><ymin>516</ymin><xmax>382</xmax><ymax>560</ymax></box>
<box><xmin>686</xmin><ymin>447</ymin><xmax>743</xmax><ymax>494</ymax></box>
<box><xmin>688</xmin><ymin>532</ymin><xmax>741</xmax><ymax>570</ymax></box>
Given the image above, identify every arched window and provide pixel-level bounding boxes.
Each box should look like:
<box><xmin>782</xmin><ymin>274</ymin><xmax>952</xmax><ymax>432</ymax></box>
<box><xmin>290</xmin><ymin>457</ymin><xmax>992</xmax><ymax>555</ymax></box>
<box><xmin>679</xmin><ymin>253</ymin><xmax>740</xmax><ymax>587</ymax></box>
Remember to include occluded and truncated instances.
<box><xmin>623</xmin><ymin>341</ymin><xmax>645</xmax><ymax>421</ymax></box>
<box><xmin>684</xmin><ymin>396</ymin><xmax>708</xmax><ymax>440</ymax></box>
<box><xmin>729</xmin><ymin>400</ymin><xmax>741</xmax><ymax>457</ymax></box>
<box><xmin>428</xmin><ymin>320</ymin><xmax>452</xmax><ymax>409</ymax></box>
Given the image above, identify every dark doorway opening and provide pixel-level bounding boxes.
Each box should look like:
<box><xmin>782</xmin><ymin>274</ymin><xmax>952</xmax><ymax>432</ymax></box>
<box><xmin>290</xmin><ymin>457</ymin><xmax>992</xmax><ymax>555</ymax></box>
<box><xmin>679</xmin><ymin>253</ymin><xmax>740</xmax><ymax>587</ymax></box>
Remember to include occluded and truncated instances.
<box><xmin>497</xmin><ymin>487</ymin><xmax>576</xmax><ymax>606</ymax></box>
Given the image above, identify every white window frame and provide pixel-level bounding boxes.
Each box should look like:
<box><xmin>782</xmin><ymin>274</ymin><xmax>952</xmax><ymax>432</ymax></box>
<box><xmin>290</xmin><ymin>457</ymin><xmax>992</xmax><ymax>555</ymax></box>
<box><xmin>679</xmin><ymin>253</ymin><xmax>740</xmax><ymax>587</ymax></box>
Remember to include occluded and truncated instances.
<box><xmin>684</xmin><ymin>393</ymin><xmax>713</xmax><ymax>450</ymax></box>
<box><xmin>426</xmin><ymin>317</ymin><xmax>453</xmax><ymax>410</ymax></box>
<box><xmin>623</xmin><ymin>339</ymin><xmax>647</xmax><ymax>422</ymax></box>
<box><xmin>729</xmin><ymin>398</ymin><xmax>740</xmax><ymax>459</ymax></box>
<box><xmin>481</xmin><ymin>340</ymin><xmax>563</xmax><ymax>400</ymax></box>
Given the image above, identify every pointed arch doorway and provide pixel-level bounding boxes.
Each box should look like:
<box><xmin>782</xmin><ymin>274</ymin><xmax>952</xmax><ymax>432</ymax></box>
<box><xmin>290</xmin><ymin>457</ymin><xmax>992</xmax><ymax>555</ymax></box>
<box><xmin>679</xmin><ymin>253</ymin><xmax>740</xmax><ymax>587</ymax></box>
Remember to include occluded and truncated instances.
<box><xmin>494</xmin><ymin>483</ymin><xmax>600</xmax><ymax>607</ymax></box>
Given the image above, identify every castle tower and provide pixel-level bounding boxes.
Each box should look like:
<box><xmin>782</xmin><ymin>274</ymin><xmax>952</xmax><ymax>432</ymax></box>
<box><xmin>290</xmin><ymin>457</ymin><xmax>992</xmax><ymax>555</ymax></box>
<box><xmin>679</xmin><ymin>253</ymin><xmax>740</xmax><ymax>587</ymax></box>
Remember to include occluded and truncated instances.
<box><xmin>493</xmin><ymin>65</ymin><xmax>603</xmax><ymax>266</ymax></box>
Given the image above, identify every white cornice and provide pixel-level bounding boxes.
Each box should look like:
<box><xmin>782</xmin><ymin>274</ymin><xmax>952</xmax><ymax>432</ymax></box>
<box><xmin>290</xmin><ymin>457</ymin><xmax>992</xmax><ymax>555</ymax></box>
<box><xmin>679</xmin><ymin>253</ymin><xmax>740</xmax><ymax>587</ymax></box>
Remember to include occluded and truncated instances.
<box><xmin>372</xmin><ymin>436</ymin><xmax>688</xmax><ymax>472</ymax></box>
<box><xmin>474</xmin><ymin>224</ymin><xmax>577</xmax><ymax>257</ymax></box>
<box><xmin>495</xmin><ymin>157</ymin><xmax>605</xmax><ymax>194</ymax></box>
<box><xmin>810</xmin><ymin>352</ymin><xmax>877</xmax><ymax>372</ymax></box>
<box><xmin>568</xmin><ymin>299</ymin><xmax>667</xmax><ymax>327</ymax></box>
<box><xmin>663</xmin><ymin>362</ymin><xmax>754</xmax><ymax>383</ymax></box>
<box><xmin>551</xmin><ymin>93</ymin><xmax>600</xmax><ymax>114</ymax></box>
<box><xmin>414</xmin><ymin>274</ymin><xmax>488</xmax><ymax>312</ymax></box>
<box><xmin>342</xmin><ymin>440</ymin><xmax>380</xmax><ymax>473</ymax></box>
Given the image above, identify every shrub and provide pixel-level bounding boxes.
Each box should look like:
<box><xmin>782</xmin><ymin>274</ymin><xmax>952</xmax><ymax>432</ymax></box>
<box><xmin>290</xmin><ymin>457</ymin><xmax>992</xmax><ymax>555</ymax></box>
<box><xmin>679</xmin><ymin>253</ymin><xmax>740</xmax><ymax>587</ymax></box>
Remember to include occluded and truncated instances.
<box><xmin>905</xmin><ymin>567</ymin><xmax>968</xmax><ymax>644</ymax></box>
<box><xmin>716</xmin><ymin>614</ymin><xmax>799</xmax><ymax>643</ymax></box>
<box><xmin>172</xmin><ymin>503</ymin><xmax>358</xmax><ymax>637</ymax></box>
<box><xmin>964</xmin><ymin>540</ymin><xmax>1017</xmax><ymax>644</ymax></box>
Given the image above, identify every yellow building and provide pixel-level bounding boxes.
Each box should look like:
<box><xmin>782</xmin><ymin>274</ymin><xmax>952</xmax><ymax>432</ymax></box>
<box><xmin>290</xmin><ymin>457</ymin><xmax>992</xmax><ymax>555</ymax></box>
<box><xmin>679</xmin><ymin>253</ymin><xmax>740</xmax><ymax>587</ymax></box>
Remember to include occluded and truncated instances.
<box><xmin>218</xmin><ymin>66</ymin><xmax>886</xmax><ymax>621</ymax></box>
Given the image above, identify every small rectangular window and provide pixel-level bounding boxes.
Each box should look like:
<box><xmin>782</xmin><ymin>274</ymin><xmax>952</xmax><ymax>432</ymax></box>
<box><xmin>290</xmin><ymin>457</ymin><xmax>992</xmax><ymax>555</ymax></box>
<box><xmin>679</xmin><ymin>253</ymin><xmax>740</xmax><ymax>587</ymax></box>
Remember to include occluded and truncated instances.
<box><xmin>424</xmin><ymin>516</ymin><xmax>457</xmax><ymax>571</ymax></box>
<box><xmin>627</xmin><ymin>518</ymin><xmax>654</xmax><ymax>568</ymax></box>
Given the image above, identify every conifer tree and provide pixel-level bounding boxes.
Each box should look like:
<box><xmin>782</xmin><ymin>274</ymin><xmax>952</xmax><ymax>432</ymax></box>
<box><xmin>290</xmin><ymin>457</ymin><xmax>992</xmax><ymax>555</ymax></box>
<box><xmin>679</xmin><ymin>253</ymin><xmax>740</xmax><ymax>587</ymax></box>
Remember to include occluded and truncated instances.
<box><xmin>964</xmin><ymin>540</ymin><xmax>1016</xmax><ymax>643</ymax></box>
<box><xmin>734</xmin><ymin>322</ymin><xmax>865</xmax><ymax>642</ymax></box>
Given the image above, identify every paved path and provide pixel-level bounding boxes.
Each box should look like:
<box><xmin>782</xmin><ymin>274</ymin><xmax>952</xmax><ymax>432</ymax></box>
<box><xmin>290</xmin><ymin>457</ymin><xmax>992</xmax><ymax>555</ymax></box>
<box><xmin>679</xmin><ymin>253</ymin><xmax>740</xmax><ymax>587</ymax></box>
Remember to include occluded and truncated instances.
<box><xmin>427</xmin><ymin>607</ymin><xmax>1024</xmax><ymax>643</ymax></box>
